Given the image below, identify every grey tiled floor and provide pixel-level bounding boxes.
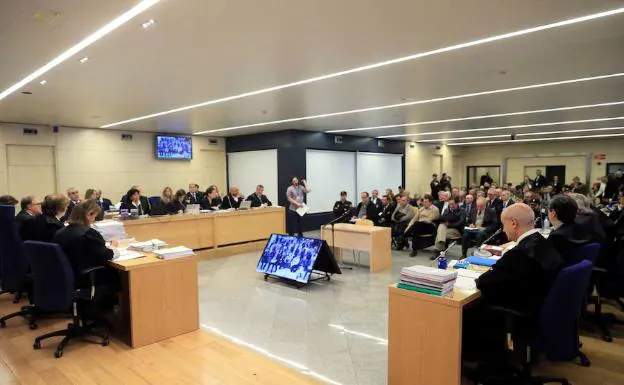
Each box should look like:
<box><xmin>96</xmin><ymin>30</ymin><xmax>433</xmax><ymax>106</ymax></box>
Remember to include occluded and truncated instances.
<box><xmin>197</xmin><ymin>232</ymin><xmax>464</xmax><ymax>385</ymax></box>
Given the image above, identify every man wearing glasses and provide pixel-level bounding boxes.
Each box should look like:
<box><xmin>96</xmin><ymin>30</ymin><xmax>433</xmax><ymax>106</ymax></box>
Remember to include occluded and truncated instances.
<box><xmin>15</xmin><ymin>195</ymin><xmax>42</xmax><ymax>238</ymax></box>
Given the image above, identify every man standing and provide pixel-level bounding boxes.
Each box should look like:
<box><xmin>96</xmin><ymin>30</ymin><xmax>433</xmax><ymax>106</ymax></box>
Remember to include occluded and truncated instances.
<box><xmin>286</xmin><ymin>177</ymin><xmax>311</xmax><ymax>237</ymax></box>
<box><xmin>480</xmin><ymin>172</ymin><xmax>493</xmax><ymax>187</ymax></box>
<box><xmin>355</xmin><ymin>192</ymin><xmax>379</xmax><ymax>223</ymax></box>
<box><xmin>246</xmin><ymin>184</ymin><xmax>272</xmax><ymax>208</ymax></box>
<box><xmin>430</xmin><ymin>174</ymin><xmax>440</xmax><ymax>199</ymax></box>
<box><xmin>186</xmin><ymin>183</ymin><xmax>204</xmax><ymax>205</ymax></box>
<box><xmin>332</xmin><ymin>191</ymin><xmax>352</xmax><ymax>222</ymax></box>
<box><xmin>461</xmin><ymin>197</ymin><xmax>499</xmax><ymax>258</ymax></box>
<box><xmin>551</xmin><ymin>175</ymin><xmax>563</xmax><ymax>195</ymax></box>
<box><xmin>534</xmin><ymin>169</ymin><xmax>547</xmax><ymax>191</ymax></box>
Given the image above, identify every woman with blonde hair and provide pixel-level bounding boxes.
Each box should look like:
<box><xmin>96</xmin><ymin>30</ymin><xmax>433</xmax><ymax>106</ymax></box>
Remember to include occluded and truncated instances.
<box><xmin>161</xmin><ymin>186</ymin><xmax>173</xmax><ymax>204</ymax></box>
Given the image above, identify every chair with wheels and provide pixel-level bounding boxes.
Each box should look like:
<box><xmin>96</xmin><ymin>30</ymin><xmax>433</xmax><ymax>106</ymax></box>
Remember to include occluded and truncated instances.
<box><xmin>24</xmin><ymin>241</ymin><xmax>110</xmax><ymax>358</ymax></box>
<box><xmin>0</xmin><ymin>205</ymin><xmax>36</xmax><ymax>329</ymax></box>
<box><xmin>476</xmin><ymin>260</ymin><xmax>594</xmax><ymax>385</ymax></box>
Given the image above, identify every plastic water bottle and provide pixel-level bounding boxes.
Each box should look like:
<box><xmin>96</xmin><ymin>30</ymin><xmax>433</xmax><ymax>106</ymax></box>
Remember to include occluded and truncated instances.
<box><xmin>437</xmin><ymin>252</ymin><xmax>448</xmax><ymax>270</ymax></box>
<box><xmin>543</xmin><ymin>218</ymin><xmax>550</xmax><ymax>230</ymax></box>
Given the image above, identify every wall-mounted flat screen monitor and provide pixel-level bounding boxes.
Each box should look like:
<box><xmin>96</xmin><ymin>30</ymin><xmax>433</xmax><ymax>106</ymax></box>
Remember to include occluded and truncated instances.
<box><xmin>155</xmin><ymin>135</ymin><xmax>192</xmax><ymax>160</ymax></box>
<box><xmin>256</xmin><ymin>234</ymin><xmax>324</xmax><ymax>283</ymax></box>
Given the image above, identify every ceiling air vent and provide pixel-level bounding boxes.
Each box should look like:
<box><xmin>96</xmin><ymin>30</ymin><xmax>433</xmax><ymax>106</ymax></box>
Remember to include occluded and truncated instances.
<box><xmin>23</xmin><ymin>128</ymin><xmax>38</xmax><ymax>135</ymax></box>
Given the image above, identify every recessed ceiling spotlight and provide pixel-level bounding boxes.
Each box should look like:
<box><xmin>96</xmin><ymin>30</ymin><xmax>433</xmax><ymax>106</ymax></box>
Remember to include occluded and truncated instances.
<box><xmin>21</xmin><ymin>91</ymin><xmax>32</xmax><ymax>95</ymax></box>
<box><xmin>39</xmin><ymin>80</ymin><xmax>47</xmax><ymax>85</ymax></box>
<box><xmin>141</xmin><ymin>19</ymin><xmax>155</xmax><ymax>28</ymax></box>
<box><xmin>79</xmin><ymin>57</ymin><xmax>89</xmax><ymax>63</ymax></box>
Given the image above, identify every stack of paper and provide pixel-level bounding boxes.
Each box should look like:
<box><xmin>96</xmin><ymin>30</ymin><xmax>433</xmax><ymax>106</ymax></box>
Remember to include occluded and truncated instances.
<box><xmin>92</xmin><ymin>220</ymin><xmax>127</xmax><ymax>242</ymax></box>
<box><xmin>113</xmin><ymin>249</ymin><xmax>145</xmax><ymax>262</ymax></box>
<box><xmin>397</xmin><ymin>265</ymin><xmax>458</xmax><ymax>296</ymax></box>
<box><xmin>128</xmin><ymin>239</ymin><xmax>167</xmax><ymax>252</ymax></box>
<box><xmin>152</xmin><ymin>246</ymin><xmax>194</xmax><ymax>260</ymax></box>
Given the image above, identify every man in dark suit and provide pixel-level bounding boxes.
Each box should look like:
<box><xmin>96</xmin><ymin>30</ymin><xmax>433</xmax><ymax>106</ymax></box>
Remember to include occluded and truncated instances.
<box><xmin>332</xmin><ymin>191</ymin><xmax>352</xmax><ymax>222</ymax></box>
<box><xmin>62</xmin><ymin>187</ymin><xmax>81</xmax><ymax>222</ymax></box>
<box><xmin>551</xmin><ymin>175</ymin><xmax>563</xmax><ymax>195</ymax></box>
<box><xmin>377</xmin><ymin>194</ymin><xmax>395</xmax><ymax>227</ymax></box>
<box><xmin>533</xmin><ymin>169</ymin><xmax>547</xmax><ymax>191</ymax></box>
<box><xmin>485</xmin><ymin>188</ymin><xmax>503</xmax><ymax>218</ymax></box>
<box><xmin>548</xmin><ymin>195</ymin><xmax>593</xmax><ymax>264</ymax></box>
<box><xmin>370</xmin><ymin>189</ymin><xmax>383</xmax><ymax>212</ymax></box>
<box><xmin>246</xmin><ymin>184</ymin><xmax>272</xmax><ymax>208</ymax></box>
<box><xmin>433</xmin><ymin>197</ymin><xmax>466</xmax><ymax>258</ymax></box>
<box><xmin>463</xmin><ymin>203</ymin><xmax>564</xmax><ymax>361</ymax></box>
<box><xmin>500</xmin><ymin>190</ymin><xmax>515</xmax><ymax>211</ymax></box>
<box><xmin>462</xmin><ymin>194</ymin><xmax>475</xmax><ymax>223</ymax></box>
<box><xmin>430</xmin><ymin>174</ymin><xmax>440</xmax><ymax>200</ymax></box>
<box><xmin>434</xmin><ymin>191</ymin><xmax>449</xmax><ymax>214</ymax></box>
<box><xmin>94</xmin><ymin>189</ymin><xmax>113</xmax><ymax>211</ymax></box>
<box><xmin>461</xmin><ymin>197</ymin><xmax>499</xmax><ymax>257</ymax></box>
<box><xmin>15</xmin><ymin>195</ymin><xmax>42</xmax><ymax>239</ymax></box>
<box><xmin>186</xmin><ymin>183</ymin><xmax>204</xmax><ymax>205</ymax></box>
<box><xmin>355</xmin><ymin>192</ymin><xmax>379</xmax><ymax>223</ymax></box>
<box><xmin>480</xmin><ymin>172</ymin><xmax>493</xmax><ymax>187</ymax></box>
<box><xmin>221</xmin><ymin>186</ymin><xmax>244</xmax><ymax>209</ymax></box>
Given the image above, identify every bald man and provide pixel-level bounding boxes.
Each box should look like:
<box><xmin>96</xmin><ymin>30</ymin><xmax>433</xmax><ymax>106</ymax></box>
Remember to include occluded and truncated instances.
<box><xmin>463</xmin><ymin>203</ymin><xmax>563</xmax><ymax>361</ymax></box>
<box><xmin>221</xmin><ymin>186</ymin><xmax>244</xmax><ymax>209</ymax></box>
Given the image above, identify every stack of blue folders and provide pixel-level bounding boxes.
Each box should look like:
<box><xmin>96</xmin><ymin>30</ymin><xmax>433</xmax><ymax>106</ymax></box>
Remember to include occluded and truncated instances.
<box><xmin>397</xmin><ymin>265</ymin><xmax>458</xmax><ymax>296</ymax></box>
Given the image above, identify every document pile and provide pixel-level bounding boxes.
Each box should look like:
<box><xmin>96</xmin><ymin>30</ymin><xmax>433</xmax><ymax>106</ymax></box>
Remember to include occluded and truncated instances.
<box><xmin>91</xmin><ymin>220</ymin><xmax>127</xmax><ymax>242</ymax></box>
<box><xmin>152</xmin><ymin>246</ymin><xmax>194</xmax><ymax>260</ymax></box>
<box><xmin>128</xmin><ymin>239</ymin><xmax>167</xmax><ymax>252</ymax></box>
<box><xmin>397</xmin><ymin>265</ymin><xmax>458</xmax><ymax>296</ymax></box>
<box><xmin>113</xmin><ymin>249</ymin><xmax>145</xmax><ymax>262</ymax></box>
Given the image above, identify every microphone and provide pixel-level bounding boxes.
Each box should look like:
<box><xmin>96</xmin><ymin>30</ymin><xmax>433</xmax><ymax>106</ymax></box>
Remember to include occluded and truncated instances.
<box><xmin>480</xmin><ymin>228</ymin><xmax>502</xmax><ymax>247</ymax></box>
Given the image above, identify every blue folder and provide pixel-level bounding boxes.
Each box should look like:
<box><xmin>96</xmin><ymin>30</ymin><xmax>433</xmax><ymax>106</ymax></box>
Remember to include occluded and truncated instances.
<box><xmin>466</xmin><ymin>256</ymin><xmax>497</xmax><ymax>267</ymax></box>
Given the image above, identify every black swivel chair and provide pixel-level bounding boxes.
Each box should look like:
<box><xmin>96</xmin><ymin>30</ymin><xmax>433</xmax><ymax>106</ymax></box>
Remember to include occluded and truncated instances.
<box><xmin>475</xmin><ymin>260</ymin><xmax>594</xmax><ymax>385</ymax></box>
<box><xmin>24</xmin><ymin>241</ymin><xmax>110</xmax><ymax>358</ymax></box>
<box><xmin>0</xmin><ymin>205</ymin><xmax>36</xmax><ymax>329</ymax></box>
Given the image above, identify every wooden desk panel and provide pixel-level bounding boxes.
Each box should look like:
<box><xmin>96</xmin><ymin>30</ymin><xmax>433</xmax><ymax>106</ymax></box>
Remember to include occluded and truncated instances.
<box><xmin>122</xmin><ymin>215</ymin><xmax>210</xmax><ymax>249</ymax></box>
<box><xmin>321</xmin><ymin>224</ymin><xmax>391</xmax><ymax>273</ymax></box>
<box><xmin>214</xmin><ymin>207</ymin><xmax>285</xmax><ymax>246</ymax></box>
<box><xmin>388</xmin><ymin>284</ymin><xmax>480</xmax><ymax>385</ymax></box>
<box><xmin>111</xmin><ymin>255</ymin><xmax>199</xmax><ymax>348</ymax></box>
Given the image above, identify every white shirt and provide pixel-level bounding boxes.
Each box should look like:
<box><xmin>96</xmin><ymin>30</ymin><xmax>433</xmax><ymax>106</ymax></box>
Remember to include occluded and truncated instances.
<box><xmin>515</xmin><ymin>228</ymin><xmax>540</xmax><ymax>245</ymax></box>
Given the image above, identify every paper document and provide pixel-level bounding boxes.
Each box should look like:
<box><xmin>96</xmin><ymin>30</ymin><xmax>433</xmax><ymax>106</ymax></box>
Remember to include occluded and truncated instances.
<box><xmin>296</xmin><ymin>203</ymin><xmax>309</xmax><ymax>217</ymax></box>
<box><xmin>454</xmin><ymin>276</ymin><xmax>477</xmax><ymax>290</ymax></box>
<box><xmin>113</xmin><ymin>249</ymin><xmax>145</xmax><ymax>261</ymax></box>
<box><xmin>153</xmin><ymin>246</ymin><xmax>194</xmax><ymax>260</ymax></box>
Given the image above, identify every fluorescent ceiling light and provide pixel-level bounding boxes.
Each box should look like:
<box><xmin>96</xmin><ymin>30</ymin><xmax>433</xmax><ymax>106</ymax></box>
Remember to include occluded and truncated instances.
<box><xmin>98</xmin><ymin>6</ymin><xmax>624</xmax><ymax>130</ymax></box>
<box><xmin>79</xmin><ymin>57</ymin><xmax>90</xmax><ymax>63</ymax></box>
<box><xmin>0</xmin><ymin>0</ymin><xmax>160</xmax><ymax>101</ymax></box>
<box><xmin>196</xmin><ymin>73</ymin><xmax>624</xmax><ymax>134</ymax></box>
<box><xmin>377</xmin><ymin>116</ymin><xmax>624</xmax><ymax>139</ymax></box>
<box><xmin>329</xmin><ymin>100</ymin><xmax>624</xmax><ymax>134</ymax></box>
<box><xmin>415</xmin><ymin>126</ymin><xmax>624</xmax><ymax>143</ymax></box>
<box><xmin>39</xmin><ymin>80</ymin><xmax>47</xmax><ymax>85</ymax></box>
<box><xmin>141</xmin><ymin>19</ymin><xmax>155</xmax><ymax>28</ymax></box>
<box><xmin>447</xmin><ymin>133</ymin><xmax>624</xmax><ymax>146</ymax></box>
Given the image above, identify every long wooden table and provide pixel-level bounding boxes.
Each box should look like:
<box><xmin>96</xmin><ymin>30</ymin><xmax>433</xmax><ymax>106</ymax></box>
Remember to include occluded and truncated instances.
<box><xmin>109</xmin><ymin>254</ymin><xmax>199</xmax><ymax>348</ymax></box>
<box><xmin>121</xmin><ymin>206</ymin><xmax>285</xmax><ymax>250</ymax></box>
<box><xmin>320</xmin><ymin>223</ymin><xmax>391</xmax><ymax>273</ymax></box>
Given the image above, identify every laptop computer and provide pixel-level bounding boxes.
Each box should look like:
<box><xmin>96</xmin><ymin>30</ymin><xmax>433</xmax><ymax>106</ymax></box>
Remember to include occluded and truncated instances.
<box><xmin>238</xmin><ymin>200</ymin><xmax>252</xmax><ymax>210</ymax></box>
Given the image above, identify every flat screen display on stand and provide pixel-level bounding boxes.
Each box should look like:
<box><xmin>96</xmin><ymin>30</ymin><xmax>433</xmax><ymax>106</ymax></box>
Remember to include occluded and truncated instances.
<box><xmin>155</xmin><ymin>135</ymin><xmax>193</xmax><ymax>160</ymax></box>
<box><xmin>257</xmin><ymin>234</ymin><xmax>340</xmax><ymax>284</ymax></box>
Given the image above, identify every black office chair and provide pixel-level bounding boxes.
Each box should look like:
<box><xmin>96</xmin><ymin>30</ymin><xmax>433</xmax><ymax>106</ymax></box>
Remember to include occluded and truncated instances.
<box><xmin>0</xmin><ymin>205</ymin><xmax>36</xmax><ymax>329</ymax></box>
<box><xmin>592</xmin><ymin>248</ymin><xmax>624</xmax><ymax>342</ymax></box>
<box><xmin>475</xmin><ymin>260</ymin><xmax>594</xmax><ymax>385</ymax></box>
<box><xmin>24</xmin><ymin>241</ymin><xmax>110</xmax><ymax>358</ymax></box>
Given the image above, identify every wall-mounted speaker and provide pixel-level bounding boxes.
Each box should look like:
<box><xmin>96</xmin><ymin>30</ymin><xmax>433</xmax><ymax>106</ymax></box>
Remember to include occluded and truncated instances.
<box><xmin>121</xmin><ymin>134</ymin><xmax>133</xmax><ymax>141</ymax></box>
<box><xmin>23</xmin><ymin>128</ymin><xmax>38</xmax><ymax>135</ymax></box>
<box><xmin>208</xmin><ymin>139</ymin><xmax>218</xmax><ymax>145</ymax></box>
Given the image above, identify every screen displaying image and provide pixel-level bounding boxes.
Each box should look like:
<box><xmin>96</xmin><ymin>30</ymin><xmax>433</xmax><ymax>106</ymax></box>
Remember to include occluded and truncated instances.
<box><xmin>155</xmin><ymin>135</ymin><xmax>193</xmax><ymax>160</ymax></box>
<box><xmin>256</xmin><ymin>234</ymin><xmax>323</xmax><ymax>283</ymax></box>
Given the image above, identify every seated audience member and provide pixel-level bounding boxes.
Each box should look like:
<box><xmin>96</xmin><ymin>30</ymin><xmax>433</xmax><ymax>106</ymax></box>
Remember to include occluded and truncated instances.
<box><xmin>500</xmin><ymin>190</ymin><xmax>515</xmax><ymax>210</ymax></box>
<box><xmin>605</xmin><ymin>173</ymin><xmax>622</xmax><ymax>202</ymax></box>
<box><xmin>202</xmin><ymin>186</ymin><xmax>221</xmax><ymax>210</ymax></box>
<box><xmin>23</xmin><ymin>194</ymin><xmax>68</xmax><ymax>242</ymax></box>
<box><xmin>166</xmin><ymin>189</ymin><xmax>186</xmax><ymax>214</ymax></box>
<box><xmin>568</xmin><ymin>193</ymin><xmax>606</xmax><ymax>244</ymax></box>
<box><xmin>433</xmin><ymin>197</ymin><xmax>466</xmax><ymax>258</ymax></box>
<box><xmin>476</xmin><ymin>190</ymin><xmax>486</xmax><ymax>200</ymax></box>
<box><xmin>53</xmin><ymin>200</ymin><xmax>120</xmax><ymax>297</ymax></box>
<box><xmin>451</xmin><ymin>187</ymin><xmax>460</xmax><ymax>199</ymax></box>
<box><xmin>434</xmin><ymin>191</ymin><xmax>450</xmax><ymax>213</ymax></box>
<box><xmin>186</xmin><ymin>183</ymin><xmax>203</xmax><ymax>205</ymax></box>
<box><xmin>461</xmin><ymin>197</ymin><xmax>499</xmax><ymax>257</ymax></box>
<box><xmin>391</xmin><ymin>196</ymin><xmax>415</xmax><ymax>249</ymax></box>
<box><xmin>221</xmin><ymin>186</ymin><xmax>244</xmax><ymax>209</ymax></box>
<box><xmin>406</xmin><ymin>195</ymin><xmax>440</xmax><ymax>256</ymax></box>
<box><xmin>462</xmin><ymin>203</ymin><xmax>563</xmax><ymax>361</ymax></box>
<box><xmin>377</xmin><ymin>195</ymin><xmax>394</xmax><ymax>227</ymax></box>
<box><xmin>354</xmin><ymin>192</ymin><xmax>379</xmax><ymax>223</ymax></box>
<box><xmin>370</xmin><ymin>189</ymin><xmax>382</xmax><ymax>211</ymax></box>
<box><xmin>485</xmin><ymin>188</ymin><xmax>503</xmax><ymax>216</ymax></box>
<box><xmin>551</xmin><ymin>175</ymin><xmax>563</xmax><ymax>195</ymax></box>
<box><xmin>62</xmin><ymin>187</ymin><xmax>81</xmax><ymax>221</ymax></box>
<box><xmin>246</xmin><ymin>184</ymin><xmax>272</xmax><ymax>208</ymax></box>
<box><xmin>570</xmin><ymin>176</ymin><xmax>589</xmax><ymax>195</ymax></box>
<box><xmin>120</xmin><ymin>188</ymin><xmax>149</xmax><ymax>215</ymax></box>
<box><xmin>84</xmin><ymin>189</ymin><xmax>96</xmax><ymax>200</ymax></box>
<box><xmin>594</xmin><ymin>176</ymin><xmax>608</xmax><ymax>201</ymax></box>
<box><xmin>462</xmin><ymin>194</ymin><xmax>475</xmax><ymax>218</ymax></box>
<box><xmin>15</xmin><ymin>196</ymin><xmax>42</xmax><ymax>237</ymax></box>
<box><xmin>385</xmin><ymin>189</ymin><xmax>395</xmax><ymax>203</ymax></box>
<box><xmin>332</xmin><ymin>191</ymin><xmax>352</xmax><ymax>222</ymax></box>
<box><xmin>94</xmin><ymin>189</ymin><xmax>113</xmax><ymax>212</ymax></box>
<box><xmin>609</xmin><ymin>193</ymin><xmax>624</xmax><ymax>240</ymax></box>
<box><xmin>120</xmin><ymin>185</ymin><xmax>151</xmax><ymax>212</ymax></box>
<box><xmin>0</xmin><ymin>195</ymin><xmax>18</xmax><ymax>205</ymax></box>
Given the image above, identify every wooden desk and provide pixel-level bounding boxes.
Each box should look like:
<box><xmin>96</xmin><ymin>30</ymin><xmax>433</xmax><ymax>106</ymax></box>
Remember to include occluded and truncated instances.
<box><xmin>388</xmin><ymin>284</ymin><xmax>481</xmax><ymax>385</ymax></box>
<box><xmin>320</xmin><ymin>224</ymin><xmax>391</xmax><ymax>273</ymax></box>
<box><xmin>109</xmin><ymin>254</ymin><xmax>199</xmax><ymax>348</ymax></box>
<box><xmin>121</xmin><ymin>207</ymin><xmax>285</xmax><ymax>251</ymax></box>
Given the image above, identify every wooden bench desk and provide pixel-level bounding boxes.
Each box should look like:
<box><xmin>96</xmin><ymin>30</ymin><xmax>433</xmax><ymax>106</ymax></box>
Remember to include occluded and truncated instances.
<box><xmin>320</xmin><ymin>223</ymin><xmax>391</xmax><ymax>273</ymax></box>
